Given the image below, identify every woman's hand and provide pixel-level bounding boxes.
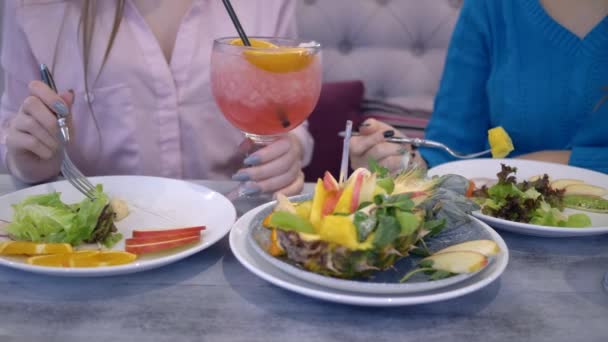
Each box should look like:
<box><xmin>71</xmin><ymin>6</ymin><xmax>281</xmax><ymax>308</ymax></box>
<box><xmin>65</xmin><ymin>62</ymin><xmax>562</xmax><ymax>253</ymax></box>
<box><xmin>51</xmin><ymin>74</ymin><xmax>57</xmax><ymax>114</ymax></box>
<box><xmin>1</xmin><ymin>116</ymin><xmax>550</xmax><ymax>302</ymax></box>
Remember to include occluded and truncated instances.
<box><xmin>232</xmin><ymin>133</ymin><xmax>305</xmax><ymax>196</ymax></box>
<box><xmin>5</xmin><ymin>81</ymin><xmax>74</xmax><ymax>183</ymax></box>
<box><xmin>516</xmin><ymin>150</ymin><xmax>571</xmax><ymax>164</ymax></box>
<box><xmin>349</xmin><ymin>119</ymin><xmax>427</xmax><ymax>173</ymax></box>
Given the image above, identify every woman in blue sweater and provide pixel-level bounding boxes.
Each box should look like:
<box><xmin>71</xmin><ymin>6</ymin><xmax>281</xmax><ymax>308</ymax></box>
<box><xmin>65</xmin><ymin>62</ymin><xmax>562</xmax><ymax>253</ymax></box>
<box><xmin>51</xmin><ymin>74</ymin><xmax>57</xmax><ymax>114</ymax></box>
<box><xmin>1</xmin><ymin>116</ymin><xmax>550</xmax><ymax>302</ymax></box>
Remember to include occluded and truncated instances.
<box><xmin>350</xmin><ymin>0</ymin><xmax>608</xmax><ymax>174</ymax></box>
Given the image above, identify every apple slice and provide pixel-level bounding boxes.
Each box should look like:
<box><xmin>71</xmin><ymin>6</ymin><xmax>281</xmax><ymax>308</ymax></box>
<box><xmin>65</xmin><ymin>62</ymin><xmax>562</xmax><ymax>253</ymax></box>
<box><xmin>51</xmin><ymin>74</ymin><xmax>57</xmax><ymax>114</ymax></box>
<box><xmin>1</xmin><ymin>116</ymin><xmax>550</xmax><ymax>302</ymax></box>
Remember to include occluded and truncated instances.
<box><xmin>323</xmin><ymin>171</ymin><xmax>340</xmax><ymax>192</ymax></box>
<box><xmin>132</xmin><ymin>226</ymin><xmax>205</xmax><ymax>238</ymax></box>
<box><xmin>125</xmin><ymin>231</ymin><xmax>200</xmax><ymax>245</ymax></box>
<box><xmin>322</xmin><ymin>190</ymin><xmax>342</xmax><ymax>216</ymax></box>
<box><xmin>528</xmin><ymin>174</ymin><xmax>549</xmax><ymax>182</ymax></box>
<box><xmin>422</xmin><ymin>251</ymin><xmax>488</xmax><ymax>274</ymax></box>
<box><xmin>434</xmin><ymin>240</ymin><xmax>500</xmax><ymax>256</ymax></box>
<box><xmin>125</xmin><ymin>235</ymin><xmax>200</xmax><ymax>254</ymax></box>
<box><xmin>550</xmin><ymin>179</ymin><xmax>584</xmax><ymax>190</ymax></box>
<box><xmin>564</xmin><ymin>183</ymin><xmax>608</xmax><ymax>197</ymax></box>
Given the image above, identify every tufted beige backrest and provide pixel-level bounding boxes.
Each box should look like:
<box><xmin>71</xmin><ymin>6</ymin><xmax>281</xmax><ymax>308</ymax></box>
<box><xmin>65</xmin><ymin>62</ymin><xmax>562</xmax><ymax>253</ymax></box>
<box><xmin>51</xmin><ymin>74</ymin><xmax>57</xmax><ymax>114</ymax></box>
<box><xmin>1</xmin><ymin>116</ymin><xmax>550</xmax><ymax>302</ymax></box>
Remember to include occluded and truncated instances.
<box><xmin>296</xmin><ymin>0</ymin><xmax>462</xmax><ymax>117</ymax></box>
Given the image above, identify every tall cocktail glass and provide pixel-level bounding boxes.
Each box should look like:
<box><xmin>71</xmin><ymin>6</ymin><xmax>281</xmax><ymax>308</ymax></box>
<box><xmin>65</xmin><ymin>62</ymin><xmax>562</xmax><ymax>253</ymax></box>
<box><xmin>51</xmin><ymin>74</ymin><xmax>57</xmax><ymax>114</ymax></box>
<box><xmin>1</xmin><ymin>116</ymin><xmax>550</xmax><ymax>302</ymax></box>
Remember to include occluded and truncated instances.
<box><xmin>210</xmin><ymin>37</ymin><xmax>322</xmax><ymax>198</ymax></box>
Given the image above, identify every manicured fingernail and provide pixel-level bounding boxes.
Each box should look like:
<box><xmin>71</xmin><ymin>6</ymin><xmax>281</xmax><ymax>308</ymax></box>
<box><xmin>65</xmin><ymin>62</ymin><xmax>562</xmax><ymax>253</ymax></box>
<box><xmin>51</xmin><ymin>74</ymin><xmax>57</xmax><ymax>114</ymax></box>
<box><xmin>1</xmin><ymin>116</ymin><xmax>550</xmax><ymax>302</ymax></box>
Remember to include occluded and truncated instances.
<box><xmin>231</xmin><ymin>172</ymin><xmax>250</xmax><ymax>182</ymax></box>
<box><xmin>52</xmin><ymin>101</ymin><xmax>68</xmax><ymax>116</ymax></box>
<box><xmin>243</xmin><ymin>155</ymin><xmax>261</xmax><ymax>166</ymax></box>
<box><xmin>383</xmin><ymin>130</ymin><xmax>395</xmax><ymax>138</ymax></box>
<box><xmin>241</xmin><ymin>183</ymin><xmax>261</xmax><ymax>196</ymax></box>
<box><xmin>359</xmin><ymin>122</ymin><xmax>371</xmax><ymax>128</ymax></box>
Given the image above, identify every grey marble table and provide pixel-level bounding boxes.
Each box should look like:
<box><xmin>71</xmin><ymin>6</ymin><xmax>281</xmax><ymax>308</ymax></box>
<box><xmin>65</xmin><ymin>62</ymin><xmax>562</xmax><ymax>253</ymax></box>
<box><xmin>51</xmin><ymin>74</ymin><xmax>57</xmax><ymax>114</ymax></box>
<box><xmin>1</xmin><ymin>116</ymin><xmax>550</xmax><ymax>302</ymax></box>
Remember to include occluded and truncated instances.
<box><xmin>0</xmin><ymin>175</ymin><xmax>607</xmax><ymax>342</ymax></box>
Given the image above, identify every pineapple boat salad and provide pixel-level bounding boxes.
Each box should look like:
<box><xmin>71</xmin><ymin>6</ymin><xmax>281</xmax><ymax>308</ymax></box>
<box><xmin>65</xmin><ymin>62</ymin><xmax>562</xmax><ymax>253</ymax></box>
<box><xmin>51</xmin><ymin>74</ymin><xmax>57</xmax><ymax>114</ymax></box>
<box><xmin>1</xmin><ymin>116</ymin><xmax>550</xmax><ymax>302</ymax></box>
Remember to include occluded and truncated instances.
<box><xmin>0</xmin><ymin>186</ymin><xmax>205</xmax><ymax>268</ymax></box>
<box><xmin>261</xmin><ymin>162</ymin><xmax>500</xmax><ymax>282</ymax></box>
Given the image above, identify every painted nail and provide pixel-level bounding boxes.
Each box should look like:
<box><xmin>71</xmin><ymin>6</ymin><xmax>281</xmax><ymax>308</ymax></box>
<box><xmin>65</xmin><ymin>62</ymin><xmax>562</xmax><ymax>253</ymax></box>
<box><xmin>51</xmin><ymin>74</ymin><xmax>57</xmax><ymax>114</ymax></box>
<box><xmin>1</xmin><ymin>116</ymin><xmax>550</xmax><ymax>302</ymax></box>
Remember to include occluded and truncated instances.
<box><xmin>231</xmin><ymin>172</ymin><xmax>250</xmax><ymax>182</ymax></box>
<box><xmin>359</xmin><ymin>122</ymin><xmax>371</xmax><ymax>128</ymax></box>
<box><xmin>241</xmin><ymin>183</ymin><xmax>262</xmax><ymax>196</ymax></box>
<box><xmin>383</xmin><ymin>130</ymin><xmax>395</xmax><ymax>138</ymax></box>
<box><xmin>52</xmin><ymin>101</ymin><xmax>69</xmax><ymax>116</ymax></box>
<box><xmin>243</xmin><ymin>155</ymin><xmax>261</xmax><ymax>166</ymax></box>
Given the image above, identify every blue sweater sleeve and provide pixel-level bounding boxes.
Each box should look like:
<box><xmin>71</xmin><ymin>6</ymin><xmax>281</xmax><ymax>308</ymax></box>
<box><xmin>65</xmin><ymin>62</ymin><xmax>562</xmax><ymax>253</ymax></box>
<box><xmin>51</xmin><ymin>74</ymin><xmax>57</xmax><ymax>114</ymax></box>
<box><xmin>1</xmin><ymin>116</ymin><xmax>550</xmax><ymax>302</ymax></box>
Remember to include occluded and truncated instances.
<box><xmin>568</xmin><ymin>104</ymin><xmax>608</xmax><ymax>173</ymax></box>
<box><xmin>420</xmin><ymin>0</ymin><xmax>492</xmax><ymax>167</ymax></box>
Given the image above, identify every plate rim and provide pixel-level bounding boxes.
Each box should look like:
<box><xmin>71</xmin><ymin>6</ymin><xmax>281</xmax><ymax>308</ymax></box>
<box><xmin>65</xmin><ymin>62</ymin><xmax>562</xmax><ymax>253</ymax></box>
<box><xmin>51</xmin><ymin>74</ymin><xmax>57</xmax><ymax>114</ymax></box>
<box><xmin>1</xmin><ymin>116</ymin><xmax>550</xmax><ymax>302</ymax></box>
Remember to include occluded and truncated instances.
<box><xmin>429</xmin><ymin>159</ymin><xmax>608</xmax><ymax>237</ymax></box>
<box><xmin>0</xmin><ymin>175</ymin><xmax>237</xmax><ymax>277</ymax></box>
<box><xmin>229</xmin><ymin>201</ymin><xmax>510</xmax><ymax>306</ymax></box>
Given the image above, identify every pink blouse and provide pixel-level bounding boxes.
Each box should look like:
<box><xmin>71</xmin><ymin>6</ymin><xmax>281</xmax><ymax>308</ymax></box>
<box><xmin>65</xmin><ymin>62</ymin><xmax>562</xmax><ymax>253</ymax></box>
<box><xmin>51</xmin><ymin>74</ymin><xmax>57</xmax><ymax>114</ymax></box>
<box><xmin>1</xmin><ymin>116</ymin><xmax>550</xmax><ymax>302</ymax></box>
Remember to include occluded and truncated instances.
<box><xmin>0</xmin><ymin>0</ymin><xmax>313</xmax><ymax>180</ymax></box>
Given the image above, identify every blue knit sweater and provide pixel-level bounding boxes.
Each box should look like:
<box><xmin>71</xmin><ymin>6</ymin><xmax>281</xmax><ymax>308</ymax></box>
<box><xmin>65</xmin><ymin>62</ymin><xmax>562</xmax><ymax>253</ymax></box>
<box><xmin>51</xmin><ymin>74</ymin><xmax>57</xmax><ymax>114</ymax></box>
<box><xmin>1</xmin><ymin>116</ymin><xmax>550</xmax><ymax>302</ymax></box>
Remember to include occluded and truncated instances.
<box><xmin>421</xmin><ymin>0</ymin><xmax>608</xmax><ymax>173</ymax></box>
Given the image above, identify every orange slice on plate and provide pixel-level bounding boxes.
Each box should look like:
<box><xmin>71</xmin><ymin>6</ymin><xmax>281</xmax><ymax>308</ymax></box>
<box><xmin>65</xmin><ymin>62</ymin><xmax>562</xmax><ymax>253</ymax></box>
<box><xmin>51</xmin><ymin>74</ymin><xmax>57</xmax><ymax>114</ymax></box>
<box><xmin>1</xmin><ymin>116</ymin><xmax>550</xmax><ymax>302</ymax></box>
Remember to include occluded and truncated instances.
<box><xmin>229</xmin><ymin>38</ymin><xmax>314</xmax><ymax>73</ymax></box>
<box><xmin>71</xmin><ymin>251</ymin><xmax>137</xmax><ymax>267</ymax></box>
<box><xmin>27</xmin><ymin>250</ymin><xmax>136</xmax><ymax>268</ymax></box>
<box><xmin>0</xmin><ymin>241</ymin><xmax>73</xmax><ymax>255</ymax></box>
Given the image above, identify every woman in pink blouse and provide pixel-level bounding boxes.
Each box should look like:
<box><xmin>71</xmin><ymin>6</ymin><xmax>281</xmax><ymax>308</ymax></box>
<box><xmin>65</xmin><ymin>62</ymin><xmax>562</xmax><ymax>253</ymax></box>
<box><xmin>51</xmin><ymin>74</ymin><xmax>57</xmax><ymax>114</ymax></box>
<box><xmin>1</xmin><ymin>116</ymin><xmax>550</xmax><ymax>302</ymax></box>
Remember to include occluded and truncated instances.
<box><xmin>0</xmin><ymin>0</ymin><xmax>313</xmax><ymax>196</ymax></box>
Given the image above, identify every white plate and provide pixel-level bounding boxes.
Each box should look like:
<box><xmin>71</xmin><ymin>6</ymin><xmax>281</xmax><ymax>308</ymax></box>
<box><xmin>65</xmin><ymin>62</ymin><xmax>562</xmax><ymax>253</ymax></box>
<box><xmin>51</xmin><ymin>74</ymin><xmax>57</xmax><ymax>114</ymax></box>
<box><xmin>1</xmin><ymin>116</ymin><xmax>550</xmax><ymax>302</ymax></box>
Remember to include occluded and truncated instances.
<box><xmin>0</xmin><ymin>176</ymin><xmax>236</xmax><ymax>276</ymax></box>
<box><xmin>247</xmin><ymin>196</ymin><xmax>500</xmax><ymax>295</ymax></box>
<box><xmin>429</xmin><ymin>159</ymin><xmax>608</xmax><ymax>237</ymax></box>
<box><xmin>229</xmin><ymin>202</ymin><xmax>509</xmax><ymax>306</ymax></box>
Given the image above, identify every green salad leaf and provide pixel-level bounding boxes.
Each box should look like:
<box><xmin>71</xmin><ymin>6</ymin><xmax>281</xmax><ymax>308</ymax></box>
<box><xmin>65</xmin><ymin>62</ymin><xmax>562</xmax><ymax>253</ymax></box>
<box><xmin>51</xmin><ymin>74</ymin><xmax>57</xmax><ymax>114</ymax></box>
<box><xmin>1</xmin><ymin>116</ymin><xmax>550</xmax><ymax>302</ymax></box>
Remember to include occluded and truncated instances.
<box><xmin>475</xmin><ymin>164</ymin><xmax>591</xmax><ymax>228</ymax></box>
<box><xmin>7</xmin><ymin>185</ymin><xmax>121</xmax><ymax>246</ymax></box>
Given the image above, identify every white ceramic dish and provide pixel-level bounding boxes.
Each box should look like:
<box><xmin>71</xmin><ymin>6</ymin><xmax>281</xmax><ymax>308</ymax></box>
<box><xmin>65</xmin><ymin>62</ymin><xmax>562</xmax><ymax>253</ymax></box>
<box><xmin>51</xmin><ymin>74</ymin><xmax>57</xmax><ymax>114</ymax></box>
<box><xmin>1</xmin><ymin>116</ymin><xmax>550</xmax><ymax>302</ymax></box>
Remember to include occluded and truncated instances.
<box><xmin>247</xmin><ymin>196</ymin><xmax>503</xmax><ymax>295</ymax></box>
<box><xmin>429</xmin><ymin>159</ymin><xmax>608</xmax><ymax>237</ymax></box>
<box><xmin>0</xmin><ymin>176</ymin><xmax>236</xmax><ymax>276</ymax></box>
<box><xmin>229</xmin><ymin>202</ymin><xmax>509</xmax><ymax>306</ymax></box>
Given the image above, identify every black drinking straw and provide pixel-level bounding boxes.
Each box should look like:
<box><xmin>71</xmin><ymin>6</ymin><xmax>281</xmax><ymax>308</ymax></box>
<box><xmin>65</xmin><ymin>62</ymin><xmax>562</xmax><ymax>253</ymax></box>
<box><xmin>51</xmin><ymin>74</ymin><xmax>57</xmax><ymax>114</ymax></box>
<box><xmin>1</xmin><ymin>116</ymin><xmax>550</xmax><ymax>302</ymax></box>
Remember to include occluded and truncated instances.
<box><xmin>222</xmin><ymin>0</ymin><xmax>251</xmax><ymax>46</ymax></box>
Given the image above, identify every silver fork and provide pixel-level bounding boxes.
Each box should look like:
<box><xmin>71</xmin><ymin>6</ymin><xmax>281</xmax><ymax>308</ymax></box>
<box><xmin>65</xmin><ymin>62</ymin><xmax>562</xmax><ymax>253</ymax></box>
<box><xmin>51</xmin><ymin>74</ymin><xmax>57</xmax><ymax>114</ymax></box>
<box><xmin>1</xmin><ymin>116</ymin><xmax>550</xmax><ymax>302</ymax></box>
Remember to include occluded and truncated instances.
<box><xmin>339</xmin><ymin>131</ymin><xmax>492</xmax><ymax>159</ymax></box>
<box><xmin>40</xmin><ymin>64</ymin><xmax>97</xmax><ymax>200</ymax></box>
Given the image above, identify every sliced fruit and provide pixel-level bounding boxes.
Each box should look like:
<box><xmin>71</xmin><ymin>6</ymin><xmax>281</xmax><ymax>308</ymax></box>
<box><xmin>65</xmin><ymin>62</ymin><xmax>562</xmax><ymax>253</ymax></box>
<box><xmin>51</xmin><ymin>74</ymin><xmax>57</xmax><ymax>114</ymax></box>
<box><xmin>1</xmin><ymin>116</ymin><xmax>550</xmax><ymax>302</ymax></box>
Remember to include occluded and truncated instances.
<box><xmin>350</xmin><ymin>172</ymin><xmax>366</xmax><ymax>213</ymax></box>
<box><xmin>487</xmin><ymin>126</ymin><xmax>514</xmax><ymax>158</ymax></box>
<box><xmin>550</xmin><ymin>179</ymin><xmax>584</xmax><ymax>190</ymax></box>
<box><xmin>268</xmin><ymin>228</ymin><xmax>284</xmax><ymax>257</ymax></box>
<box><xmin>229</xmin><ymin>38</ymin><xmax>314</xmax><ymax>73</ymax></box>
<box><xmin>563</xmin><ymin>194</ymin><xmax>608</xmax><ymax>213</ymax></box>
<box><xmin>275</xmin><ymin>193</ymin><xmax>296</xmax><ymax>214</ymax></box>
<box><xmin>125</xmin><ymin>231</ymin><xmax>200</xmax><ymax>245</ymax></box>
<box><xmin>132</xmin><ymin>226</ymin><xmax>205</xmax><ymax>238</ymax></box>
<box><xmin>110</xmin><ymin>197</ymin><xmax>129</xmax><ymax>221</ymax></box>
<box><xmin>434</xmin><ymin>240</ymin><xmax>500</xmax><ymax>256</ymax></box>
<box><xmin>295</xmin><ymin>200</ymin><xmax>313</xmax><ymax>220</ymax></box>
<box><xmin>318</xmin><ymin>215</ymin><xmax>373</xmax><ymax>250</ymax></box>
<box><xmin>268</xmin><ymin>211</ymin><xmax>315</xmax><ymax>234</ymax></box>
<box><xmin>27</xmin><ymin>254</ymin><xmax>73</xmax><ymax>267</ymax></box>
<box><xmin>125</xmin><ymin>235</ymin><xmax>200</xmax><ymax>255</ymax></box>
<box><xmin>564</xmin><ymin>183</ymin><xmax>608</xmax><ymax>197</ymax></box>
<box><xmin>422</xmin><ymin>251</ymin><xmax>488</xmax><ymax>274</ymax></box>
<box><xmin>0</xmin><ymin>241</ymin><xmax>73</xmax><ymax>255</ymax></box>
<box><xmin>71</xmin><ymin>251</ymin><xmax>137</xmax><ymax>267</ymax></box>
<box><xmin>323</xmin><ymin>171</ymin><xmax>340</xmax><ymax>192</ymax></box>
<box><xmin>528</xmin><ymin>175</ymin><xmax>546</xmax><ymax>182</ymax></box>
<box><xmin>309</xmin><ymin>179</ymin><xmax>329</xmax><ymax>230</ymax></box>
<box><xmin>465</xmin><ymin>180</ymin><xmax>476</xmax><ymax>198</ymax></box>
<box><xmin>322</xmin><ymin>190</ymin><xmax>341</xmax><ymax>217</ymax></box>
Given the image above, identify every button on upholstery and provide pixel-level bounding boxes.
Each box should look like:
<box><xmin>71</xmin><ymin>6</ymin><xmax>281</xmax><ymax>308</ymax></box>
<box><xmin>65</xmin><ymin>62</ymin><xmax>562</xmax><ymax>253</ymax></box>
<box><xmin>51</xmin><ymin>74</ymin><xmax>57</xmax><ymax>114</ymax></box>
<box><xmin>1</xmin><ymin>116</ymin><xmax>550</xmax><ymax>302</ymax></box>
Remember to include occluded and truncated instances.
<box><xmin>303</xmin><ymin>0</ymin><xmax>316</xmax><ymax>5</ymax></box>
<box><xmin>338</xmin><ymin>39</ymin><xmax>353</xmax><ymax>54</ymax></box>
<box><xmin>376</xmin><ymin>0</ymin><xmax>390</xmax><ymax>6</ymax></box>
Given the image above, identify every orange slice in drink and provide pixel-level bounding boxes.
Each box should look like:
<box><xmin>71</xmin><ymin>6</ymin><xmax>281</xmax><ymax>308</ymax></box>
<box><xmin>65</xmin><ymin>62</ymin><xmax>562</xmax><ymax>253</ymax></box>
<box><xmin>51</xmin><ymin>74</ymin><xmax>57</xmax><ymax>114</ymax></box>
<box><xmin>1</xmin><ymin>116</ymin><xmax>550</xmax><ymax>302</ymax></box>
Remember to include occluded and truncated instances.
<box><xmin>0</xmin><ymin>241</ymin><xmax>73</xmax><ymax>255</ymax></box>
<box><xmin>71</xmin><ymin>251</ymin><xmax>137</xmax><ymax>267</ymax></box>
<box><xmin>229</xmin><ymin>38</ymin><xmax>313</xmax><ymax>73</ymax></box>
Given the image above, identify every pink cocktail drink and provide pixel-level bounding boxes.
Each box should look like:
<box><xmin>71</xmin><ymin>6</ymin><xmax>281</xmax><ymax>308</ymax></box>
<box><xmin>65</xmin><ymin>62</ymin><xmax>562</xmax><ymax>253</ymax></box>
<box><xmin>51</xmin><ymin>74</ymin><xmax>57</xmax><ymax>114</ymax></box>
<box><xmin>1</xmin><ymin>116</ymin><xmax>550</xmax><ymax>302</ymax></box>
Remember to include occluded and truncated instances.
<box><xmin>211</xmin><ymin>37</ymin><xmax>322</xmax><ymax>143</ymax></box>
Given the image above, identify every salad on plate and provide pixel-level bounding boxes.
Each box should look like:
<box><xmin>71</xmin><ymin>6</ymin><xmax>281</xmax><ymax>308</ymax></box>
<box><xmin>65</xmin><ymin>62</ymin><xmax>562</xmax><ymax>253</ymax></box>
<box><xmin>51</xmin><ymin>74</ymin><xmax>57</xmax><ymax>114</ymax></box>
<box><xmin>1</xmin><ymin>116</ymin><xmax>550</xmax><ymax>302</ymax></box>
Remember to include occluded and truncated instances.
<box><xmin>472</xmin><ymin>164</ymin><xmax>607</xmax><ymax>228</ymax></box>
<box><xmin>256</xmin><ymin>161</ymin><xmax>501</xmax><ymax>283</ymax></box>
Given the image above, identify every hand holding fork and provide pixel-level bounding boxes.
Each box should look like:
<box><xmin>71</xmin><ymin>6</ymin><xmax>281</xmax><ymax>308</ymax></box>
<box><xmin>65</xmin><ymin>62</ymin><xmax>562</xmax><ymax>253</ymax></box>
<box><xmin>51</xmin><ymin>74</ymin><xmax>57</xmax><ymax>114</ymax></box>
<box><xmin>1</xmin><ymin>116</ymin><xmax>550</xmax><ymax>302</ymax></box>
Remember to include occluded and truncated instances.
<box><xmin>5</xmin><ymin>64</ymin><xmax>96</xmax><ymax>199</ymax></box>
